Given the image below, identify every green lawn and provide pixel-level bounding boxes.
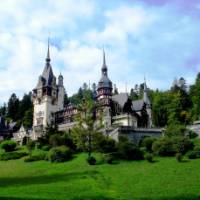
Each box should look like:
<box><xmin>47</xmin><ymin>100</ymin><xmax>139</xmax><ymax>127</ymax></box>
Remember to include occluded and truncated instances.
<box><xmin>0</xmin><ymin>153</ymin><xmax>200</xmax><ymax>200</ymax></box>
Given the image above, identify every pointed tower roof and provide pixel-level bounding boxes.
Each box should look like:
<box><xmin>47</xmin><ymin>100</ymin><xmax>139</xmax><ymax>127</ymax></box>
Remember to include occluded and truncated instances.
<box><xmin>102</xmin><ymin>48</ymin><xmax>107</xmax><ymax>75</ymax></box>
<box><xmin>36</xmin><ymin>39</ymin><xmax>56</xmax><ymax>88</ymax></box>
<box><xmin>98</xmin><ymin>49</ymin><xmax>112</xmax><ymax>90</ymax></box>
<box><xmin>46</xmin><ymin>38</ymin><xmax>50</xmax><ymax>63</ymax></box>
<box><xmin>143</xmin><ymin>77</ymin><xmax>150</xmax><ymax>105</ymax></box>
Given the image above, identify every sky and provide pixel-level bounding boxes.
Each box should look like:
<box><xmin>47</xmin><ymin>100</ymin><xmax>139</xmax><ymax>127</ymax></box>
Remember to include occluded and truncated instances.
<box><xmin>0</xmin><ymin>0</ymin><xmax>200</xmax><ymax>104</ymax></box>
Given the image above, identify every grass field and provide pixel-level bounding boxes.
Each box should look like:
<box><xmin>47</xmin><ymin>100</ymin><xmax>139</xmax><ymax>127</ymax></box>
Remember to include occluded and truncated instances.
<box><xmin>0</xmin><ymin>153</ymin><xmax>200</xmax><ymax>200</ymax></box>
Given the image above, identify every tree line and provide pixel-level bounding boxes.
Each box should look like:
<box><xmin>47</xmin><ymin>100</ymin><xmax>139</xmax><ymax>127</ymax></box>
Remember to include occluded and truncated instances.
<box><xmin>1</xmin><ymin>72</ymin><xmax>200</xmax><ymax>129</ymax></box>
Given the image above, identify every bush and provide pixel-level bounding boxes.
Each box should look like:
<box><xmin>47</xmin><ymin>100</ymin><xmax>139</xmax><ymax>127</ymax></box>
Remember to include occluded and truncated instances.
<box><xmin>0</xmin><ymin>152</ymin><xmax>28</xmax><ymax>161</ymax></box>
<box><xmin>104</xmin><ymin>152</ymin><xmax>119</xmax><ymax>164</ymax></box>
<box><xmin>61</xmin><ymin>133</ymin><xmax>76</xmax><ymax>150</ymax></box>
<box><xmin>152</xmin><ymin>138</ymin><xmax>176</xmax><ymax>157</ymax></box>
<box><xmin>165</xmin><ymin>124</ymin><xmax>186</xmax><ymax>137</ymax></box>
<box><xmin>0</xmin><ymin>140</ymin><xmax>17</xmax><ymax>152</ymax></box>
<box><xmin>187</xmin><ymin>151</ymin><xmax>198</xmax><ymax>159</ymax></box>
<box><xmin>117</xmin><ymin>140</ymin><xmax>143</xmax><ymax>160</ymax></box>
<box><xmin>87</xmin><ymin>156</ymin><xmax>96</xmax><ymax>165</ymax></box>
<box><xmin>173</xmin><ymin>137</ymin><xmax>193</xmax><ymax>155</ymax></box>
<box><xmin>188</xmin><ymin>130</ymin><xmax>198</xmax><ymax>139</ymax></box>
<box><xmin>175</xmin><ymin>153</ymin><xmax>183</xmax><ymax>162</ymax></box>
<box><xmin>145</xmin><ymin>153</ymin><xmax>153</xmax><ymax>163</ymax></box>
<box><xmin>24</xmin><ymin>153</ymin><xmax>46</xmax><ymax>162</ymax></box>
<box><xmin>194</xmin><ymin>146</ymin><xmax>200</xmax><ymax>157</ymax></box>
<box><xmin>141</xmin><ymin>137</ymin><xmax>157</xmax><ymax>152</ymax></box>
<box><xmin>49</xmin><ymin>134</ymin><xmax>62</xmax><ymax>147</ymax></box>
<box><xmin>41</xmin><ymin>145</ymin><xmax>51</xmax><ymax>151</ymax></box>
<box><xmin>48</xmin><ymin>146</ymin><xmax>72</xmax><ymax>163</ymax></box>
<box><xmin>26</xmin><ymin>140</ymin><xmax>35</xmax><ymax>155</ymax></box>
<box><xmin>98</xmin><ymin>137</ymin><xmax>117</xmax><ymax>153</ymax></box>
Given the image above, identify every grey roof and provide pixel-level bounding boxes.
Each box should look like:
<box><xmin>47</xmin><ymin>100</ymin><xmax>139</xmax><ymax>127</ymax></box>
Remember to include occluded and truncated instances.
<box><xmin>97</xmin><ymin>49</ymin><xmax>112</xmax><ymax>90</ymax></box>
<box><xmin>35</xmin><ymin>43</ymin><xmax>56</xmax><ymax>89</ymax></box>
<box><xmin>132</xmin><ymin>99</ymin><xmax>144</xmax><ymax>111</ymax></box>
<box><xmin>98</xmin><ymin>76</ymin><xmax>112</xmax><ymax>89</ymax></box>
<box><xmin>112</xmin><ymin>93</ymin><xmax>128</xmax><ymax>108</ymax></box>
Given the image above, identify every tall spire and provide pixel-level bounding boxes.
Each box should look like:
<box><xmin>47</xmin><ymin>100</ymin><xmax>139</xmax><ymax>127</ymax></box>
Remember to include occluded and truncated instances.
<box><xmin>46</xmin><ymin>37</ymin><xmax>50</xmax><ymax>63</ymax></box>
<box><xmin>143</xmin><ymin>76</ymin><xmax>149</xmax><ymax>104</ymax></box>
<box><xmin>103</xmin><ymin>47</ymin><xmax>106</xmax><ymax>66</ymax></box>
<box><xmin>102</xmin><ymin>48</ymin><xmax>107</xmax><ymax>76</ymax></box>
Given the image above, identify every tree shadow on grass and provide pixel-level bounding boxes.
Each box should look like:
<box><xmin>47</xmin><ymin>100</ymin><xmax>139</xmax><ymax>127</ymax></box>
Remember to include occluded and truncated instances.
<box><xmin>0</xmin><ymin>197</ymin><xmax>52</xmax><ymax>200</ymax></box>
<box><xmin>0</xmin><ymin>195</ymin><xmax>115</xmax><ymax>200</ymax></box>
<box><xmin>0</xmin><ymin>170</ymin><xmax>99</xmax><ymax>187</ymax></box>
<box><xmin>138</xmin><ymin>196</ymin><xmax>200</xmax><ymax>200</ymax></box>
<box><xmin>0</xmin><ymin>195</ymin><xmax>199</xmax><ymax>200</ymax></box>
<box><xmin>70</xmin><ymin>195</ymin><xmax>115</xmax><ymax>200</ymax></box>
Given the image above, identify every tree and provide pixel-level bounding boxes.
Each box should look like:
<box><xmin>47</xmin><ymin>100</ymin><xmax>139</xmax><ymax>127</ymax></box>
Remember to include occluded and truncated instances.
<box><xmin>140</xmin><ymin>103</ymin><xmax>149</xmax><ymax>128</ymax></box>
<box><xmin>71</xmin><ymin>99</ymin><xmax>103</xmax><ymax>158</ymax></box>
<box><xmin>26</xmin><ymin>140</ymin><xmax>35</xmax><ymax>156</ymax></box>
<box><xmin>7</xmin><ymin>93</ymin><xmax>20</xmax><ymax>121</ymax></box>
<box><xmin>152</xmin><ymin>91</ymin><xmax>170</xmax><ymax>127</ymax></box>
<box><xmin>189</xmin><ymin>75</ymin><xmax>200</xmax><ymax>120</ymax></box>
<box><xmin>64</xmin><ymin>93</ymin><xmax>70</xmax><ymax>106</ymax></box>
<box><xmin>82</xmin><ymin>82</ymin><xmax>88</xmax><ymax>91</ymax></box>
<box><xmin>22</xmin><ymin>108</ymin><xmax>33</xmax><ymax>128</ymax></box>
<box><xmin>0</xmin><ymin>103</ymin><xmax>7</xmax><ymax>116</ymax></box>
<box><xmin>19</xmin><ymin>93</ymin><xmax>32</xmax><ymax>118</ymax></box>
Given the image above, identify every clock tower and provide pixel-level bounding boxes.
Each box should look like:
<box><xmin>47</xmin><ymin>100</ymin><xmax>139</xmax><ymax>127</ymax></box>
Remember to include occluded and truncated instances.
<box><xmin>32</xmin><ymin>40</ymin><xmax>65</xmax><ymax>137</ymax></box>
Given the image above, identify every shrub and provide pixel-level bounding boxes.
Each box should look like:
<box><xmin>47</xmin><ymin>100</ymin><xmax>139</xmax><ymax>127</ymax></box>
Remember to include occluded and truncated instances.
<box><xmin>87</xmin><ymin>156</ymin><xmax>96</xmax><ymax>165</ymax></box>
<box><xmin>49</xmin><ymin>134</ymin><xmax>62</xmax><ymax>147</ymax></box>
<box><xmin>48</xmin><ymin>146</ymin><xmax>72</xmax><ymax>163</ymax></box>
<box><xmin>26</xmin><ymin>140</ymin><xmax>35</xmax><ymax>156</ymax></box>
<box><xmin>141</xmin><ymin>137</ymin><xmax>157</xmax><ymax>152</ymax></box>
<box><xmin>24</xmin><ymin>152</ymin><xmax>46</xmax><ymax>162</ymax></box>
<box><xmin>104</xmin><ymin>152</ymin><xmax>119</xmax><ymax>164</ymax></box>
<box><xmin>145</xmin><ymin>153</ymin><xmax>153</xmax><ymax>163</ymax></box>
<box><xmin>61</xmin><ymin>133</ymin><xmax>76</xmax><ymax>150</ymax></box>
<box><xmin>41</xmin><ymin>145</ymin><xmax>51</xmax><ymax>151</ymax></box>
<box><xmin>0</xmin><ymin>152</ymin><xmax>28</xmax><ymax>161</ymax></box>
<box><xmin>187</xmin><ymin>151</ymin><xmax>198</xmax><ymax>159</ymax></box>
<box><xmin>165</xmin><ymin>124</ymin><xmax>186</xmax><ymax>137</ymax></box>
<box><xmin>188</xmin><ymin>130</ymin><xmax>198</xmax><ymax>139</ymax></box>
<box><xmin>117</xmin><ymin>140</ymin><xmax>143</xmax><ymax>160</ymax></box>
<box><xmin>173</xmin><ymin>137</ymin><xmax>194</xmax><ymax>155</ymax></box>
<box><xmin>98</xmin><ymin>137</ymin><xmax>117</xmax><ymax>153</ymax></box>
<box><xmin>194</xmin><ymin>146</ymin><xmax>200</xmax><ymax>157</ymax></box>
<box><xmin>152</xmin><ymin>138</ymin><xmax>176</xmax><ymax>157</ymax></box>
<box><xmin>0</xmin><ymin>140</ymin><xmax>17</xmax><ymax>152</ymax></box>
<box><xmin>175</xmin><ymin>153</ymin><xmax>183</xmax><ymax>162</ymax></box>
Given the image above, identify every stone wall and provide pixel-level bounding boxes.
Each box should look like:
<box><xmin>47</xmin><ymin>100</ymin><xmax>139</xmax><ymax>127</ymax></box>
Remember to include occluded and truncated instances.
<box><xmin>109</xmin><ymin>126</ymin><xmax>163</xmax><ymax>143</ymax></box>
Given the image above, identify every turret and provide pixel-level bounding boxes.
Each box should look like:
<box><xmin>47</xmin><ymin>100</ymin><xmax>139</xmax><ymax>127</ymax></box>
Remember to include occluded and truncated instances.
<box><xmin>97</xmin><ymin>49</ymin><xmax>113</xmax><ymax>128</ymax></box>
<box><xmin>32</xmin><ymin>39</ymin><xmax>64</xmax><ymax>135</ymax></box>
<box><xmin>57</xmin><ymin>73</ymin><xmax>64</xmax><ymax>110</ymax></box>
<box><xmin>143</xmin><ymin>77</ymin><xmax>152</xmax><ymax>127</ymax></box>
<box><xmin>58</xmin><ymin>73</ymin><xmax>63</xmax><ymax>87</ymax></box>
<box><xmin>97</xmin><ymin>49</ymin><xmax>112</xmax><ymax>105</ymax></box>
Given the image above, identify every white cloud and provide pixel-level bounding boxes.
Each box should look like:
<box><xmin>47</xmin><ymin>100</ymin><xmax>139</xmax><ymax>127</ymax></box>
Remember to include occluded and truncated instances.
<box><xmin>0</xmin><ymin>0</ymin><xmax>200</xmax><ymax>105</ymax></box>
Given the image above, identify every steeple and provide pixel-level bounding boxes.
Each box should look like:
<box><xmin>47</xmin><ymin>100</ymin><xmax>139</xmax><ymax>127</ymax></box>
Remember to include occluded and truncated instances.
<box><xmin>97</xmin><ymin>48</ymin><xmax>112</xmax><ymax>102</ymax></box>
<box><xmin>143</xmin><ymin>76</ymin><xmax>150</xmax><ymax>105</ymax></box>
<box><xmin>46</xmin><ymin>38</ymin><xmax>50</xmax><ymax>63</ymax></box>
<box><xmin>102</xmin><ymin>48</ymin><xmax>107</xmax><ymax>76</ymax></box>
<box><xmin>35</xmin><ymin>38</ymin><xmax>56</xmax><ymax>89</ymax></box>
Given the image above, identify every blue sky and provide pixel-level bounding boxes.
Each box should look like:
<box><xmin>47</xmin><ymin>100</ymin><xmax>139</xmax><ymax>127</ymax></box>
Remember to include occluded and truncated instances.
<box><xmin>0</xmin><ymin>0</ymin><xmax>200</xmax><ymax>104</ymax></box>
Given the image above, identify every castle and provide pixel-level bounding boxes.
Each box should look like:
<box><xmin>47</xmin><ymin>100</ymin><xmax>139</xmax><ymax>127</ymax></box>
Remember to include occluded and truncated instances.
<box><xmin>13</xmin><ymin>42</ymin><xmax>162</xmax><ymax>144</ymax></box>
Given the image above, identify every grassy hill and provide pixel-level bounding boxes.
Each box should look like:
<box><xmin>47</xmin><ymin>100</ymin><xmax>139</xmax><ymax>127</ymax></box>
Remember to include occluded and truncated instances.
<box><xmin>0</xmin><ymin>153</ymin><xmax>200</xmax><ymax>200</ymax></box>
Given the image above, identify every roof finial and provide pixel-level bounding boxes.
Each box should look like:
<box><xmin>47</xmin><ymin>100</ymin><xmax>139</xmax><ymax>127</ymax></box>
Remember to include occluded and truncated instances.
<box><xmin>103</xmin><ymin>46</ymin><xmax>106</xmax><ymax>66</ymax></box>
<box><xmin>46</xmin><ymin>35</ymin><xmax>50</xmax><ymax>63</ymax></box>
